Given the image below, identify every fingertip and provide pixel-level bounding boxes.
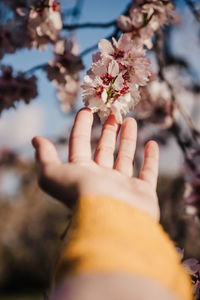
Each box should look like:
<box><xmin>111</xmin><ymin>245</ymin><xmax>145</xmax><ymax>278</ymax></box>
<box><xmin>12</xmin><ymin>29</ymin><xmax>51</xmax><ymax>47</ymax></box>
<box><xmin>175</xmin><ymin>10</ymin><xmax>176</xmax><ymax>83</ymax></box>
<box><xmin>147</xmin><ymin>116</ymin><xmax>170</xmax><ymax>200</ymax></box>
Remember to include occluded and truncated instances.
<box><xmin>76</xmin><ymin>108</ymin><xmax>94</xmax><ymax>122</ymax></box>
<box><xmin>79</xmin><ymin>107</ymin><xmax>92</xmax><ymax>113</ymax></box>
<box><xmin>145</xmin><ymin>140</ymin><xmax>159</xmax><ymax>157</ymax></box>
<box><xmin>32</xmin><ymin>136</ymin><xmax>60</xmax><ymax>165</ymax></box>
<box><xmin>32</xmin><ymin>136</ymin><xmax>43</xmax><ymax>149</ymax></box>
<box><xmin>122</xmin><ymin>117</ymin><xmax>137</xmax><ymax>129</ymax></box>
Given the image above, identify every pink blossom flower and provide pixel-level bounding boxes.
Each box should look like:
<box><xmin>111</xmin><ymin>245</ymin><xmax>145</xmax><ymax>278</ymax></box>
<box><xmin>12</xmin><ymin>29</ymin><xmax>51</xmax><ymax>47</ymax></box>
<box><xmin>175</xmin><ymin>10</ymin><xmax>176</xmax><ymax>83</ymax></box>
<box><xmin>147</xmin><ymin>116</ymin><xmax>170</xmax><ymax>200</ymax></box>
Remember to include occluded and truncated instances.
<box><xmin>98</xmin><ymin>33</ymin><xmax>150</xmax><ymax>86</ymax></box>
<box><xmin>117</xmin><ymin>0</ymin><xmax>174</xmax><ymax>49</ymax></box>
<box><xmin>178</xmin><ymin>249</ymin><xmax>200</xmax><ymax>300</ymax></box>
<box><xmin>0</xmin><ymin>19</ymin><xmax>30</xmax><ymax>59</ymax></box>
<box><xmin>56</xmin><ymin>75</ymin><xmax>80</xmax><ymax>113</ymax></box>
<box><xmin>183</xmin><ymin>258</ymin><xmax>200</xmax><ymax>276</ymax></box>
<box><xmin>44</xmin><ymin>38</ymin><xmax>83</xmax><ymax>112</ymax></box>
<box><xmin>82</xmin><ymin>34</ymin><xmax>148</xmax><ymax>123</ymax></box>
<box><xmin>28</xmin><ymin>0</ymin><xmax>62</xmax><ymax>49</ymax></box>
<box><xmin>136</xmin><ymin>81</ymin><xmax>177</xmax><ymax>129</ymax></box>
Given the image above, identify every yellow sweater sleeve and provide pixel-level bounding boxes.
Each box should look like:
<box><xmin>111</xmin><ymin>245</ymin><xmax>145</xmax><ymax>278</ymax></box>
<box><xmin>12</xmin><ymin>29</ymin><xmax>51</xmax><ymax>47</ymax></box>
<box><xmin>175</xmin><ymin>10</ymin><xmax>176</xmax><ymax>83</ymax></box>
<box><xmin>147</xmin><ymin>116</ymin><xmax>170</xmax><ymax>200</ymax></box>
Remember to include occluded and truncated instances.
<box><xmin>55</xmin><ymin>195</ymin><xmax>193</xmax><ymax>300</ymax></box>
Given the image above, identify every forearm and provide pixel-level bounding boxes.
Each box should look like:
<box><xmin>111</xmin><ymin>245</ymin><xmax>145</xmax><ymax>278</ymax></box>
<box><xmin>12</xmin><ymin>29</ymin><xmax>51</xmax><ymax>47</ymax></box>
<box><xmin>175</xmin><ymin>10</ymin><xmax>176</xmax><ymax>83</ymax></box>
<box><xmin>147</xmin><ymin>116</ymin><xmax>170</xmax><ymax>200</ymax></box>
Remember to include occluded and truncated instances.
<box><xmin>52</xmin><ymin>195</ymin><xmax>193</xmax><ymax>300</ymax></box>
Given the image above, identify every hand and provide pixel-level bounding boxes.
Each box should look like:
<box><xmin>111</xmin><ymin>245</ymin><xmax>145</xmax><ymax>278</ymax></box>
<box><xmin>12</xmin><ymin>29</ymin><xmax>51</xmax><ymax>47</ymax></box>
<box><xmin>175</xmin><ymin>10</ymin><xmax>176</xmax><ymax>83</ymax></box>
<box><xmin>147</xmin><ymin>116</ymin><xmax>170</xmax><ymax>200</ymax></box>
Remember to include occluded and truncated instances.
<box><xmin>32</xmin><ymin>108</ymin><xmax>160</xmax><ymax>221</ymax></box>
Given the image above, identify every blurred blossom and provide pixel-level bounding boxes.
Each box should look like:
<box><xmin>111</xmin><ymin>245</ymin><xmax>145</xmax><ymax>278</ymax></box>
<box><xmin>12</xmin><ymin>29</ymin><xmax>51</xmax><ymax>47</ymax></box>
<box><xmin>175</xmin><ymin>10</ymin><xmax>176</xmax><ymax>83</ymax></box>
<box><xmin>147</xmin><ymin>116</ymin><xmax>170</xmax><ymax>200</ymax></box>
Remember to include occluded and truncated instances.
<box><xmin>0</xmin><ymin>148</ymin><xmax>17</xmax><ymax>166</ymax></box>
<box><xmin>136</xmin><ymin>80</ymin><xmax>177</xmax><ymax>129</ymax></box>
<box><xmin>183</xmin><ymin>258</ymin><xmax>200</xmax><ymax>299</ymax></box>
<box><xmin>0</xmin><ymin>19</ymin><xmax>30</xmax><ymax>59</ymax></box>
<box><xmin>56</xmin><ymin>75</ymin><xmax>80</xmax><ymax>113</ymax></box>
<box><xmin>176</xmin><ymin>248</ymin><xmax>200</xmax><ymax>300</ymax></box>
<box><xmin>183</xmin><ymin>144</ymin><xmax>200</xmax><ymax>216</ymax></box>
<box><xmin>28</xmin><ymin>0</ymin><xmax>62</xmax><ymax>49</ymax></box>
<box><xmin>0</xmin><ymin>66</ymin><xmax>38</xmax><ymax>113</ymax></box>
<box><xmin>117</xmin><ymin>0</ymin><xmax>174</xmax><ymax>49</ymax></box>
<box><xmin>183</xmin><ymin>258</ymin><xmax>200</xmax><ymax>276</ymax></box>
<box><xmin>44</xmin><ymin>38</ymin><xmax>83</xmax><ymax>112</ymax></box>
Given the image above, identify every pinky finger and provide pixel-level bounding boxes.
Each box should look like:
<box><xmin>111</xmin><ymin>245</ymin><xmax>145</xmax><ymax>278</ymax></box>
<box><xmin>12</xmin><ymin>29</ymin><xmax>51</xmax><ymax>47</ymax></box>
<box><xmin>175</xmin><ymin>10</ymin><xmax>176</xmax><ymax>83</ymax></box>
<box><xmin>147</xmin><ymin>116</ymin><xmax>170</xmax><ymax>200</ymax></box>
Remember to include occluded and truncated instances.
<box><xmin>139</xmin><ymin>141</ymin><xmax>159</xmax><ymax>190</ymax></box>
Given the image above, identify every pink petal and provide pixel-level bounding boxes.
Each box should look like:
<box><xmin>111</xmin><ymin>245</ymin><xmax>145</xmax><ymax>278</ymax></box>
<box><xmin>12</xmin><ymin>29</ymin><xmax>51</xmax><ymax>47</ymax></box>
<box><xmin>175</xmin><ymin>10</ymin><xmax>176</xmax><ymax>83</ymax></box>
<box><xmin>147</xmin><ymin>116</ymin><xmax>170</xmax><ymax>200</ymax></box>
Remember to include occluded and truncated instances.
<box><xmin>117</xmin><ymin>15</ymin><xmax>133</xmax><ymax>32</ymax></box>
<box><xmin>98</xmin><ymin>39</ymin><xmax>114</xmax><ymax>55</ymax></box>
<box><xmin>108</xmin><ymin>60</ymin><xmax>119</xmax><ymax>77</ymax></box>
<box><xmin>113</xmin><ymin>73</ymin><xmax>124</xmax><ymax>91</ymax></box>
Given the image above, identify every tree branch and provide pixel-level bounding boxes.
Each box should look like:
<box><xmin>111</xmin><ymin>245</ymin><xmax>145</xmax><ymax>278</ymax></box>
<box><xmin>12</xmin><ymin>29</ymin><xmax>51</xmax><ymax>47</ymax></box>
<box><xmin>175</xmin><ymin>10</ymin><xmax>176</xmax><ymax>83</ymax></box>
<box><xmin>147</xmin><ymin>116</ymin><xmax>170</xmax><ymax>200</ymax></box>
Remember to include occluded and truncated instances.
<box><xmin>184</xmin><ymin>0</ymin><xmax>200</xmax><ymax>22</ymax></box>
<box><xmin>25</xmin><ymin>63</ymin><xmax>47</xmax><ymax>75</ymax></box>
<box><xmin>63</xmin><ymin>20</ymin><xmax>116</xmax><ymax>30</ymax></box>
<box><xmin>155</xmin><ymin>30</ymin><xmax>200</xmax><ymax>138</ymax></box>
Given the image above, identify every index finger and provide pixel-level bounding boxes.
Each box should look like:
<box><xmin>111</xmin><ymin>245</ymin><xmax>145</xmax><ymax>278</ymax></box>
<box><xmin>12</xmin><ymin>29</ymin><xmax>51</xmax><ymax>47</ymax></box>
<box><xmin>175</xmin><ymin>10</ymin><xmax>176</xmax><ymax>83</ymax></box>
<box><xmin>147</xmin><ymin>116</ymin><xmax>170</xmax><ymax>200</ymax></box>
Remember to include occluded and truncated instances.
<box><xmin>69</xmin><ymin>108</ymin><xmax>93</xmax><ymax>163</ymax></box>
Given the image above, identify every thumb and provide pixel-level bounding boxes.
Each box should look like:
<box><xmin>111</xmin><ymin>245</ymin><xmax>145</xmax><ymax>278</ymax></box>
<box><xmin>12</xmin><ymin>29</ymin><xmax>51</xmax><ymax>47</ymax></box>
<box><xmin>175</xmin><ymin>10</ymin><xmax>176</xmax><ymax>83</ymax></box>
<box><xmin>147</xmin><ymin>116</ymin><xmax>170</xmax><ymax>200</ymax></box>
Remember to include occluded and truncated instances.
<box><xmin>32</xmin><ymin>136</ymin><xmax>60</xmax><ymax>167</ymax></box>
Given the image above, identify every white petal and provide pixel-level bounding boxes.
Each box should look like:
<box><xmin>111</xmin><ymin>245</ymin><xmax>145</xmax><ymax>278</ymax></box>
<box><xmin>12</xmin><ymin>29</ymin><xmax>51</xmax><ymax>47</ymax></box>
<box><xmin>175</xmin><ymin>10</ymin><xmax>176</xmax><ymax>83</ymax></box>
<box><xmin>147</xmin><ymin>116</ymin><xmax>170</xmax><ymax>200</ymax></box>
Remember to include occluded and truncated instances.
<box><xmin>98</xmin><ymin>109</ymin><xmax>110</xmax><ymax>124</ymax></box>
<box><xmin>84</xmin><ymin>75</ymin><xmax>93</xmax><ymax>83</ymax></box>
<box><xmin>124</xmin><ymin>92</ymin><xmax>131</xmax><ymax>103</ymax></box>
<box><xmin>102</xmin><ymin>89</ymin><xmax>108</xmax><ymax>103</ymax></box>
<box><xmin>113</xmin><ymin>73</ymin><xmax>124</xmax><ymax>91</ymax></box>
<box><xmin>108</xmin><ymin>60</ymin><xmax>119</xmax><ymax>77</ymax></box>
<box><xmin>98</xmin><ymin>39</ymin><xmax>114</xmax><ymax>55</ymax></box>
<box><xmin>117</xmin><ymin>15</ymin><xmax>133</xmax><ymax>31</ymax></box>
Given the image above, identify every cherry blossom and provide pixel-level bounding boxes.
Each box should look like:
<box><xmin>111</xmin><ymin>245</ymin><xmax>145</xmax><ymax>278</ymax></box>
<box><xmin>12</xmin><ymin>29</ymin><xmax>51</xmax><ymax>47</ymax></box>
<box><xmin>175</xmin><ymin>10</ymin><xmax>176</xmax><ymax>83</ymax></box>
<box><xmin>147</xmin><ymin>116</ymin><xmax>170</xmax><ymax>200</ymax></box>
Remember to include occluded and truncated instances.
<box><xmin>117</xmin><ymin>0</ymin><xmax>174</xmax><ymax>48</ymax></box>
<box><xmin>136</xmin><ymin>80</ymin><xmax>177</xmax><ymax>129</ymax></box>
<box><xmin>176</xmin><ymin>248</ymin><xmax>200</xmax><ymax>300</ymax></box>
<box><xmin>98</xmin><ymin>33</ymin><xmax>150</xmax><ymax>86</ymax></box>
<box><xmin>28</xmin><ymin>0</ymin><xmax>62</xmax><ymax>49</ymax></box>
<box><xmin>0</xmin><ymin>19</ymin><xmax>30</xmax><ymax>59</ymax></box>
<box><xmin>44</xmin><ymin>39</ymin><xmax>83</xmax><ymax>112</ymax></box>
<box><xmin>82</xmin><ymin>34</ymin><xmax>150</xmax><ymax>123</ymax></box>
<box><xmin>56</xmin><ymin>75</ymin><xmax>80</xmax><ymax>113</ymax></box>
<box><xmin>183</xmin><ymin>258</ymin><xmax>200</xmax><ymax>299</ymax></box>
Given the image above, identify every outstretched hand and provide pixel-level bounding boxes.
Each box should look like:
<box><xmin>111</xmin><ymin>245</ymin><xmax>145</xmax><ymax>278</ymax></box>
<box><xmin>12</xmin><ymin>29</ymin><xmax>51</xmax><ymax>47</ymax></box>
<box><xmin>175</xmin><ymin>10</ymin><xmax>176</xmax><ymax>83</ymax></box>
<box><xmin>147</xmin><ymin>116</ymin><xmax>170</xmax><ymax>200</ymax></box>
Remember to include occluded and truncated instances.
<box><xmin>32</xmin><ymin>108</ymin><xmax>160</xmax><ymax>221</ymax></box>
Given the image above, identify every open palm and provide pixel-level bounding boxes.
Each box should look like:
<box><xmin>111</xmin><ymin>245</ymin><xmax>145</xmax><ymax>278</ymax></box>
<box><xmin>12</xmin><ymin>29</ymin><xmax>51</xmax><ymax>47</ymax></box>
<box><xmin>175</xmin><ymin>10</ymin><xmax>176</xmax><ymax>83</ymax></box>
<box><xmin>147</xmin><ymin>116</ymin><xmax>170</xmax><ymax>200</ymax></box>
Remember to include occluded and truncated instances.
<box><xmin>32</xmin><ymin>108</ymin><xmax>160</xmax><ymax>221</ymax></box>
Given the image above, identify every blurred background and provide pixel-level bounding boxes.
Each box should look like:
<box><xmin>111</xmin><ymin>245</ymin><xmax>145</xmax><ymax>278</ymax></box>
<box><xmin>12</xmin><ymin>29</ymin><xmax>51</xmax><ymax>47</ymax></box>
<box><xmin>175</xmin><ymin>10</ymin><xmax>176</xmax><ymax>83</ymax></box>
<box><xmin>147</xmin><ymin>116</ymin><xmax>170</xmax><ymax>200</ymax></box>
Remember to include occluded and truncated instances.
<box><xmin>0</xmin><ymin>0</ymin><xmax>200</xmax><ymax>299</ymax></box>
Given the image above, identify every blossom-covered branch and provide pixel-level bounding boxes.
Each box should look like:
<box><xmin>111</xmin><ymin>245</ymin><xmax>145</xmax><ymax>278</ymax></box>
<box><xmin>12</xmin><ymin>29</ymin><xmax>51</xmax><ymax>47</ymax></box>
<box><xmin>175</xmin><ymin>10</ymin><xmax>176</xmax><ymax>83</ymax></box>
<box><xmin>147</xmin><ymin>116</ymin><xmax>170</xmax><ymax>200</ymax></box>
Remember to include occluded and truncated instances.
<box><xmin>155</xmin><ymin>30</ymin><xmax>200</xmax><ymax>138</ymax></box>
<box><xmin>82</xmin><ymin>0</ymin><xmax>174</xmax><ymax>122</ymax></box>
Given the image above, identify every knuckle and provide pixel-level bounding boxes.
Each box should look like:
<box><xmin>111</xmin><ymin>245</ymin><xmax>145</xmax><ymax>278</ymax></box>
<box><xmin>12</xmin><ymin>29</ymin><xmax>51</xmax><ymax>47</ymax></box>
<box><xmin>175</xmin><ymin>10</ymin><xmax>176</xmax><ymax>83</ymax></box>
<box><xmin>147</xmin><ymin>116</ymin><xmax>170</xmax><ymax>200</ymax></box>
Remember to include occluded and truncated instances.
<box><xmin>117</xmin><ymin>151</ymin><xmax>133</xmax><ymax>162</ymax></box>
<box><xmin>96</xmin><ymin>144</ymin><xmax>114</xmax><ymax>154</ymax></box>
<box><xmin>103</xmin><ymin>125</ymin><xmax>117</xmax><ymax>134</ymax></box>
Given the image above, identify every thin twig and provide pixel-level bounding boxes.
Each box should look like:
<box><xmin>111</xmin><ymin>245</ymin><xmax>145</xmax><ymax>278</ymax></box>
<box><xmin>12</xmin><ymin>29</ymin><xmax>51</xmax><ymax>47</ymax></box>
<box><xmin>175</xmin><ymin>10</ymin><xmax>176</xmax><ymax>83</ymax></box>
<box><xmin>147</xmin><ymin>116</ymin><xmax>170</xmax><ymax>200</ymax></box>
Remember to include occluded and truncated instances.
<box><xmin>184</xmin><ymin>0</ymin><xmax>200</xmax><ymax>22</ymax></box>
<box><xmin>63</xmin><ymin>20</ymin><xmax>116</xmax><ymax>30</ymax></box>
<box><xmin>155</xmin><ymin>30</ymin><xmax>200</xmax><ymax>138</ymax></box>
<box><xmin>25</xmin><ymin>63</ymin><xmax>47</xmax><ymax>75</ymax></box>
<box><xmin>71</xmin><ymin>0</ymin><xmax>84</xmax><ymax>20</ymax></box>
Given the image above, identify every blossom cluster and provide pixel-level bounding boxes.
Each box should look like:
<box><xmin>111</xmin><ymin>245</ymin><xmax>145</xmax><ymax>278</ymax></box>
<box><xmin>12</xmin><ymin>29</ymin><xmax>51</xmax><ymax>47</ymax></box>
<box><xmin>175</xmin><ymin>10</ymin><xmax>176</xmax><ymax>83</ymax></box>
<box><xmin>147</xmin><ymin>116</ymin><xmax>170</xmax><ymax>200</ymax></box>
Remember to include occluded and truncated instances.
<box><xmin>0</xmin><ymin>0</ymin><xmax>62</xmax><ymax>55</ymax></box>
<box><xmin>44</xmin><ymin>39</ymin><xmax>84</xmax><ymax>112</ymax></box>
<box><xmin>0</xmin><ymin>19</ymin><xmax>30</xmax><ymax>60</ymax></box>
<box><xmin>117</xmin><ymin>0</ymin><xmax>174</xmax><ymax>49</ymax></box>
<box><xmin>177</xmin><ymin>248</ymin><xmax>200</xmax><ymax>300</ymax></box>
<box><xmin>82</xmin><ymin>0</ymin><xmax>174</xmax><ymax>123</ymax></box>
<box><xmin>183</xmin><ymin>145</ymin><xmax>200</xmax><ymax>217</ymax></box>
<box><xmin>136</xmin><ymin>80</ymin><xmax>176</xmax><ymax>129</ymax></box>
<box><xmin>0</xmin><ymin>66</ymin><xmax>37</xmax><ymax>113</ymax></box>
<box><xmin>27</xmin><ymin>0</ymin><xmax>62</xmax><ymax>50</ymax></box>
<box><xmin>82</xmin><ymin>33</ymin><xmax>151</xmax><ymax>123</ymax></box>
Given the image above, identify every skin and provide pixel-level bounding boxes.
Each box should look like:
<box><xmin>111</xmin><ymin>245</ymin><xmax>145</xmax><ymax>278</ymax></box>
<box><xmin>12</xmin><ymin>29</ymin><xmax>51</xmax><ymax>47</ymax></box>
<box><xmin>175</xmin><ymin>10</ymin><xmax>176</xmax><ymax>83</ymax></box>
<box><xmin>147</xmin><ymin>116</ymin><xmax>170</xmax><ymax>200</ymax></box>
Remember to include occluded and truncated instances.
<box><xmin>32</xmin><ymin>108</ymin><xmax>160</xmax><ymax>221</ymax></box>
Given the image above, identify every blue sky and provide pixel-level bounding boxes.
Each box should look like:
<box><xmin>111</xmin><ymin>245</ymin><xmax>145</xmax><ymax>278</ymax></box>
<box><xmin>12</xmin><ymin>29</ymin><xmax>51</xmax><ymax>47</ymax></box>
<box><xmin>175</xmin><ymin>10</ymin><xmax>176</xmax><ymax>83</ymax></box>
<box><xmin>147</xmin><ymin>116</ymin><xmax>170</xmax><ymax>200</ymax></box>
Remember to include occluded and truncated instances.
<box><xmin>0</xmin><ymin>0</ymin><xmax>130</xmax><ymax>148</ymax></box>
<box><xmin>0</xmin><ymin>0</ymin><xmax>200</xmax><ymax>174</ymax></box>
